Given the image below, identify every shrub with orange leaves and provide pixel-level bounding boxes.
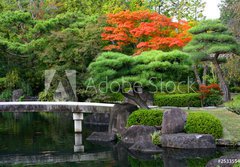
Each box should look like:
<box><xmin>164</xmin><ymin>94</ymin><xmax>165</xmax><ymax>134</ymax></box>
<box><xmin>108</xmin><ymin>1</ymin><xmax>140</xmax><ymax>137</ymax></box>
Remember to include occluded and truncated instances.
<box><xmin>102</xmin><ymin>10</ymin><xmax>192</xmax><ymax>55</ymax></box>
<box><xmin>199</xmin><ymin>84</ymin><xmax>223</xmax><ymax>106</ymax></box>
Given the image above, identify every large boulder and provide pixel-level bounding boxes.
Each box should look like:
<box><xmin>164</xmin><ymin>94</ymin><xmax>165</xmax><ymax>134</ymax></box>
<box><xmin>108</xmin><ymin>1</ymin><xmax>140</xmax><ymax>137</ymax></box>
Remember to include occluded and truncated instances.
<box><xmin>121</xmin><ymin>125</ymin><xmax>157</xmax><ymax>146</ymax></box>
<box><xmin>206</xmin><ymin>153</ymin><xmax>240</xmax><ymax>167</ymax></box>
<box><xmin>86</xmin><ymin>132</ymin><xmax>117</xmax><ymax>142</ymax></box>
<box><xmin>108</xmin><ymin>103</ymin><xmax>138</xmax><ymax>135</ymax></box>
<box><xmin>161</xmin><ymin>133</ymin><xmax>216</xmax><ymax>149</ymax></box>
<box><xmin>129</xmin><ymin>141</ymin><xmax>162</xmax><ymax>153</ymax></box>
<box><xmin>161</xmin><ymin>108</ymin><xmax>187</xmax><ymax>134</ymax></box>
<box><xmin>12</xmin><ymin>89</ymin><xmax>24</xmax><ymax>101</ymax></box>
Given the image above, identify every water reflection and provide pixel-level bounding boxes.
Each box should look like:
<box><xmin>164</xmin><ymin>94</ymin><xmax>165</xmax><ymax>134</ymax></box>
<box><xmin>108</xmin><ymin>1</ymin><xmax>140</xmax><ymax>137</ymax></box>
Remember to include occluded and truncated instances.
<box><xmin>0</xmin><ymin>112</ymin><xmax>74</xmax><ymax>154</ymax></box>
<box><xmin>0</xmin><ymin>112</ymin><xmax>238</xmax><ymax>166</ymax></box>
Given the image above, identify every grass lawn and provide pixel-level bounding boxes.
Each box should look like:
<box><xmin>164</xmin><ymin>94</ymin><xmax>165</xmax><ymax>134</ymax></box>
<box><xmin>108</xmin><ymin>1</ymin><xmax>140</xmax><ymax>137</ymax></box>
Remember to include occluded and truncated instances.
<box><xmin>186</xmin><ymin>108</ymin><xmax>240</xmax><ymax>141</ymax></box>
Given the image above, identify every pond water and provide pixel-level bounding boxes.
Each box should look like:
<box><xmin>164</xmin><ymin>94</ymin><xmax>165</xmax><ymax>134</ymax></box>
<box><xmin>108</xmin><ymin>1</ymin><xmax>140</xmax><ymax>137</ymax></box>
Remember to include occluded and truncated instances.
<box><xmin>0</xmin><ymin>112</ymin><xmax>238</xmax><ymax>167</ymax></box>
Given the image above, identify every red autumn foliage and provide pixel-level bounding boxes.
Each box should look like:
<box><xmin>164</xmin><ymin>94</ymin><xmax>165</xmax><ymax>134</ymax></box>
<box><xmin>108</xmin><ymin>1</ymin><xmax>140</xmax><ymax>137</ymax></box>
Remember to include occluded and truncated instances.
<box><xmin>199</xmin><ymin>84</ymin><xmax>222</xmax><ymax>100</ymax></box>
<box><xmin>102</xmin><ymin>10</ymin><xmax>192</xmax><ymax>55</ymax></box>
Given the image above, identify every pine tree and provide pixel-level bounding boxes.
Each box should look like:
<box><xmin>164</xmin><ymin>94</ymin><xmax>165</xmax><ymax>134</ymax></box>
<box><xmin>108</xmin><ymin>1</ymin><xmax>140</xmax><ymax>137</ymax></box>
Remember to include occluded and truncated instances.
<box><xmin>87</xmin><ymin>50</ymin><xmax>190</xmax><ymax>108</ymax></box>
<box><xmin>184</xmin><ymin>19</ymin><xmax>240</xmax><ymax>101</ymax></box>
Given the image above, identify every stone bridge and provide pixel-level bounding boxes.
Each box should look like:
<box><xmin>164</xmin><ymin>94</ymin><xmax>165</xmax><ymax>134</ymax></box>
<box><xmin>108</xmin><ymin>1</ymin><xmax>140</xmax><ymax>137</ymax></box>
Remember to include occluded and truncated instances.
<box><xmin>0</xmin><ymin>101</ymin><xmax>115</xmax><ymax>113</ymax></box>
<box><xmin>0</xmin><ymin>101</ymin><xmax>116</xmax><ymax>153</ymax></box>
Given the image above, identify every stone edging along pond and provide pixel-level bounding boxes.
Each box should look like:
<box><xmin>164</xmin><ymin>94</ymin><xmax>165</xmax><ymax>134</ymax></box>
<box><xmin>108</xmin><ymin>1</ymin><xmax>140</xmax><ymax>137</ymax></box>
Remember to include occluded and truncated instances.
<box><xmin>85</xmin><ymin>103</ymin><xmax>240</xmax><ymax>147</ymax></box>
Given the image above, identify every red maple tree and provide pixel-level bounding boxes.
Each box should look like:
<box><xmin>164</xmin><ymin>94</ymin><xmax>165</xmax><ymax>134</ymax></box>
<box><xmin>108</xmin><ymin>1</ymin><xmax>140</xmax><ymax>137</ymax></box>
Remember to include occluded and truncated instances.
<box><xmin>102</xmin><ymin>10</ymin><xmax>192</xmax><ymax>55</ymax></box>
<box><xmin>199</xmin><ymin>83</ymin><xmax>223</xmax><ymax>106</ymax></box>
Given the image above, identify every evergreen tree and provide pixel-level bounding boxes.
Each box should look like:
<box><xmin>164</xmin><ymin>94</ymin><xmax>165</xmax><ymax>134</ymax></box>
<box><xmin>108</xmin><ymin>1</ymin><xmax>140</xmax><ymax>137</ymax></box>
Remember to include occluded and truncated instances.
<box><xmin>184</xmin><ymin>19</ymin><xmax>240</xmax><ymax>101</ymax></box>
<box><xmin>87</xmin><ymin>50</ymin><xmax>190</xmax><ymax>108</ymax></box>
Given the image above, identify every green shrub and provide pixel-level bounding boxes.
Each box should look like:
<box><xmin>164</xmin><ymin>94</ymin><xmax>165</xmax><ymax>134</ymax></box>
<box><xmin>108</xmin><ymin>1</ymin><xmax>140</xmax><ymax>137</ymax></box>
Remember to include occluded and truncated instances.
<box><xmin>170</xmin><ymin>84</ymin><xmax>198</xmax><ymax>94</ymax></box>
<box><xmin>225</xmin><ymin>95</ymin><xmax>240</xmax><ymax>115</ymax></box>
<box><xmin>127</xmin><ymin>109</ymin><xmax>163</xmax><ymax>127</ymax></box>
<box><xmin>20</xmin><ymin>81</ymin><xmax>32</xmax><ymax>96</ymax></box>
<box><xmin>0</xmin><ymin>77</ymin><xmax>6</xmax><ymax>91</ymax></box>
<box><xmin>5</xmin><ymin>70</ymin><xmax>20</xmax><ymax>89</ymax></box>
<box><xmin>230</xmin><ymin>86</ymin><xmax>240</xmax><ymax>93</ymax></box>
<box><xmin>0</xmin><ymin>89</ymin><xmax>12</xmax><ymax>101</ymax></box>
<box><xmin>204</xmin><ymin>90</ymin><xmax>223</xmax><ymax>106</ymax></box>
<box><xmin>199</xmin><ymin>84</ymin><xmax>223</xmax><ymax>106</ymax></box>
<box><xmin>184</xmin><ymin>112</ymin><xmax>223</xmax><ymax>139</ymax></box>
<box><xmin>154</xmin><ymin>93</ymin><xmax>201</xmax><ymax>107</ymax></box>
<box><xmin>38</xmin><ymin>91</ymin><xmax>54</xmax><ymax>101</ymax></box>
<box><xmin>151</xmin><ymin>131</ymin><xmax>161</xmax><ymax>145</ymax></box>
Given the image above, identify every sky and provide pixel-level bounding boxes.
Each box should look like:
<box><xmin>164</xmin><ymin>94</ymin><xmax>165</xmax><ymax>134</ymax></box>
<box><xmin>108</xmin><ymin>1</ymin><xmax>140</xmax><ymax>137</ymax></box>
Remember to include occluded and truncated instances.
<box><xmin>203</xmin><ymin>0</ymin><xmax>221</xmax><ymax>19</ymax></box>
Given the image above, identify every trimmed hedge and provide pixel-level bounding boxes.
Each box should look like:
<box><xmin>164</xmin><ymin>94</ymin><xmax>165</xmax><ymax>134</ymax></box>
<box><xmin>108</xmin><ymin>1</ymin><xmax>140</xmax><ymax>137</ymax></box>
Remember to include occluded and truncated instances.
<box><xmin>127</xmin><ymin>109</ymin><xmax>163</xmax><ymax>127</ymax></box>
<box><xmin>184</xmin><ymin>112</ymin><xmax>223</xmax><ymax>139</ymax></box>
<box><xmin>225</xmin><ymin>95</ymin><xmax>240</xmax><ymax>115</ymax></box>
<box><xmin>154</xmin><ymin>93</ymin><xmax>201</xmax><ymax>107</ymax></box>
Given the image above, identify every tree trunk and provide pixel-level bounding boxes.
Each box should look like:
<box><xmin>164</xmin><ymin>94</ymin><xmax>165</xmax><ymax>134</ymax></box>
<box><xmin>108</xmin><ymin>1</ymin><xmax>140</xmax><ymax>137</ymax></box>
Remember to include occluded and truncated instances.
<box><xmin>193</xmin><ymin>65</ymin><xmax>202</xmax><ymax>86</ymax></box>
<box><xmin>121</xmin><ymin>91</ymin><xmax>149</xmax><ymax>109</ymax></box>
<box><xmin>212</xmin><ymin>57</ymin><xmax>231</xmax><ymax>102</ymax></box>
<box><xmin>202</xmin><ymin>64</ymin><xmax>208</xmax><ymax>85</ymax></box>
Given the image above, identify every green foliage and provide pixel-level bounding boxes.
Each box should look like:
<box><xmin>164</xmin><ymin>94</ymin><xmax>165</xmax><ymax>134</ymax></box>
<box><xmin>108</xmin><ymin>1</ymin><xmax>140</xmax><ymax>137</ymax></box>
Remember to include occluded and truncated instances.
<box><xmin>127</xmin><ymin>109</ymin><xmax>163</xmax><ymax>127</ymax></box>
<box><xmin>0</xmin><ymin>10</ymin><xmax>104</xmax><ymax>98</ymax></box>
<box><xmin>19</xmin><ymin>81</ymin><xmax>32</xmax><ymax>96</ymax></box>
<box><xmin>225</xmin><ymin>95</ymin><xmax>240</xmax><ymax>115</ymax></box>
<box><xmin>219</xmin><ymin>0</ymin><xmax>240</xmax><ymax>39</ymax></box>
<box><xmin>204</xmin><ymin>89</ymin><xmax>223</xmax><ymax>106</ymax></box>
<box><xmin>87</xmin><ymin>50</ymin><xmax>190</xmax><ymax>95</ymax></box>
<box><xmin>167</xmin><ymin>84</ymin><xmax>197</xmax><ymax>94</ymax></box>
<box><xmin>18</xmin><ymin>95</ymin><xmax>25</xmax><ymax>102</ymax></box>
<box><xmin>184</xmin><ymin>19</ymin><xmax>239</xmax><ymax>101</ymax></box>
<box><xmin>0</xmin><ymin>89</ymin><xmax>12</xmax><ymax>101</ymax></box>
<box><xmin>151</xmin><ymin>131</ymin><xmax>161</xmax><ymax>145</ymax></box>
<box><xmin>146</xmin><ymin>0</ymin><xmax>206</xmax><ymax>20</ymax></box>
<box><xmin>154</xmin><ymin>93</ymin><xmax>201</xmax><ymax>107</ymax></box>
<box><xmin>0</xmin><ymin>77</ymin><xmax>6</xmax><ymax>90</ymax></box>
<box><xmin>184</xmin><ymin>19</ymin><xmax>239</xmax><ymax>62</ymax></box>
<box><xmin>38</xmin><ymin>91</ymin><xmax>54</xmax><ymax>101</ymax></box>
<box><xmin>5</xmin><ymin>70</ymin><xmax>20</xmax><ymax>89</ymax></box>
<box><xmin>184</xmin><ymin>112</ymin><xmax>223</xmax><ymax>138</ymax></box>
<box><xmin>91</xmin><ymin>93</ymin><xmax>124</xmax><ymax>103</ymax></box>
<box><xmin>62</xmin><ymin>0</ymin><xmax>146</xmax><ymax>15</ymax></box>
<box><xmin>199</xmin><ymin>84</ymin><xmax>223</xmax><ymax>106</ymax></box>
<box><xmin>230</xmin><ymin>87</ymin><xmax>240</xmax><ymax>93</ymax></box>
<box><xmin>222</xmin><ymin>57</ymin><xmax>240</xmax><ymax>87</ymax></box>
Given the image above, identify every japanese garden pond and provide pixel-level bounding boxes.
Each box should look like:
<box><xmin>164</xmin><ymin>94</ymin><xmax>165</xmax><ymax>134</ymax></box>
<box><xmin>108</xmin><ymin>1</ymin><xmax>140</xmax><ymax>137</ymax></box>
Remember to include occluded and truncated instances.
<box><xmin>0</xmin><ymin>112</ymin><xmax>238</xmax><ymax>167</ymax></box>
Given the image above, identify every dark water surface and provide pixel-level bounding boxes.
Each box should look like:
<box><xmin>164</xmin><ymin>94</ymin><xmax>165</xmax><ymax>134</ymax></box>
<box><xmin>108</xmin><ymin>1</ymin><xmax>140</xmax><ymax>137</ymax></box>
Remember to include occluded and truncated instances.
<box><xmin>0</xmin><ymin>112</ymin><xmax>238</xmax><ymax>167</ymax></box>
